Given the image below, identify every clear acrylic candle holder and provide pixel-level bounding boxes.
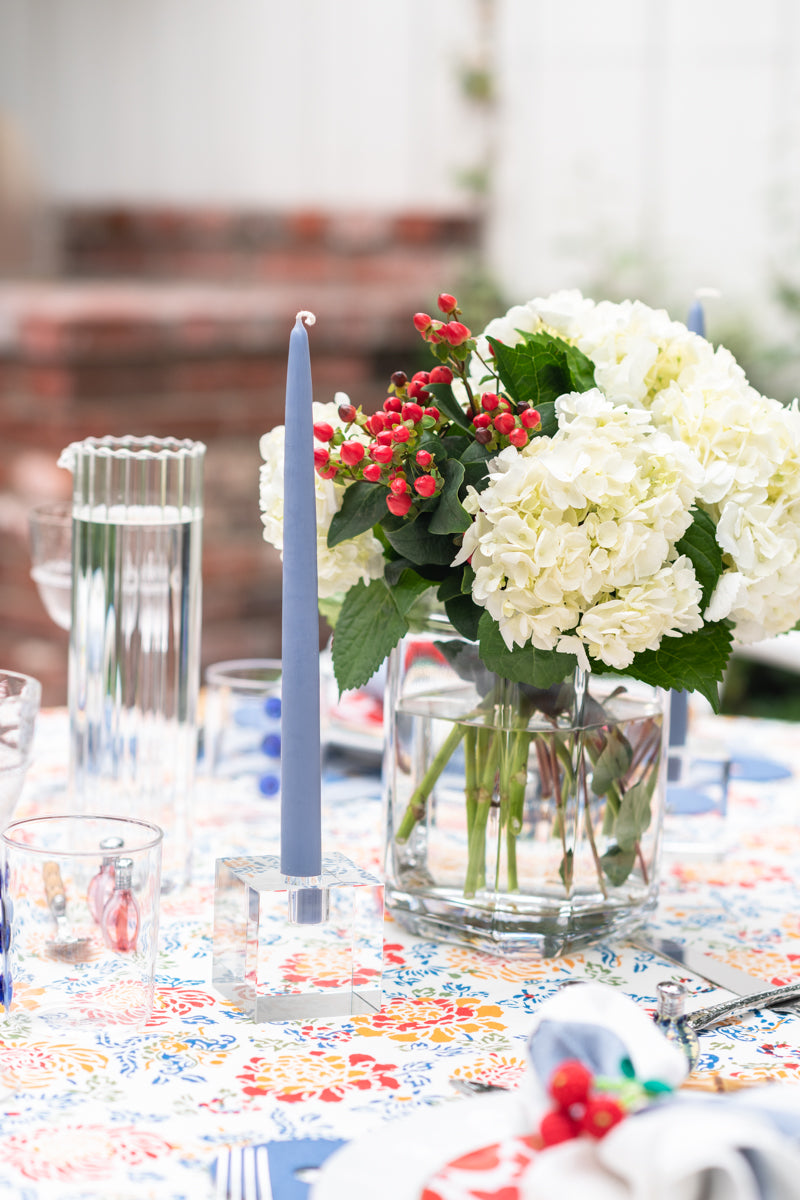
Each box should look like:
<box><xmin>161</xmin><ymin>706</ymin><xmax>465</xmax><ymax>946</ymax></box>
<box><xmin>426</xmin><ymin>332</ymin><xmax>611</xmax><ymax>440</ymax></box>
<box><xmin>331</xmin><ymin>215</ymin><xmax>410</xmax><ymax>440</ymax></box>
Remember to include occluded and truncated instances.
<box><xmin>1</xmin><ymin>815</ymin><xmax>162</xmax><ymax>1034</ymax></box>
<box><xmin>212</xmin><ymin>851</ymin><xmax>383</xmax><ymax>1021</ymax></box>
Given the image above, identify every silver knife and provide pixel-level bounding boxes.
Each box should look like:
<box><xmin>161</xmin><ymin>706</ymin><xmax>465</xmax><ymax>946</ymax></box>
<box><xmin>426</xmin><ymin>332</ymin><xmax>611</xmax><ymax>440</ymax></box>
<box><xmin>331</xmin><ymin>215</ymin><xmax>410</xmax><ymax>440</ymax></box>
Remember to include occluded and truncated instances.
<box><xmin>631</xmin><ymin>934</ymin><xmax>800</xmax><ymax>1022</ymax></box>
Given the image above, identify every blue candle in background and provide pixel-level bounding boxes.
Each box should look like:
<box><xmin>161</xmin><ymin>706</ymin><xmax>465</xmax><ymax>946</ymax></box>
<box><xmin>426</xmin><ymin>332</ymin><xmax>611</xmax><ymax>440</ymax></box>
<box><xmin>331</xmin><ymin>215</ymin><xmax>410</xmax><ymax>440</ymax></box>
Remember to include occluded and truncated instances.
<box><xmin>687</xmin><ymin>299</ymin><xmax>705</xmax><ymax>337</ymax></box>
<box><xmin>280</xmin><ymin>311</ymin><xmax>322</xmax><ymax>879</ymax></box>
<box><xmin>668</xmin><ymin>295</ymin><xmax>707</xmax><ymax>779</ymax></box>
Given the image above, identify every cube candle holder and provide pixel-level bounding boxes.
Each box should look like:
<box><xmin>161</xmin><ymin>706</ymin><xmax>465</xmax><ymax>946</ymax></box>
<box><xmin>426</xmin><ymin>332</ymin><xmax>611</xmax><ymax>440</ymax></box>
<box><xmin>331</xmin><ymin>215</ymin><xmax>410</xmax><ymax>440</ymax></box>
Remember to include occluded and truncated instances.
<box><xmin>212</xmin><ymin>851</ymin><xmax>384</xmax><ymax>1021</ymax></box>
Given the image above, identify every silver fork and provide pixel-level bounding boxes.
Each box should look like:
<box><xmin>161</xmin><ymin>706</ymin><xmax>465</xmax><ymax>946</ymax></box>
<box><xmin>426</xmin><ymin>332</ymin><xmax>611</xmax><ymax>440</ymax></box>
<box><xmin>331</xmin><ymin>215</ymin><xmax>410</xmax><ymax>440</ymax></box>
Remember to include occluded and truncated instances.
<box><xmin>215</xmin><ymin>1146</ymin><xmax>272</xmax><ymax>1200</ymax></box>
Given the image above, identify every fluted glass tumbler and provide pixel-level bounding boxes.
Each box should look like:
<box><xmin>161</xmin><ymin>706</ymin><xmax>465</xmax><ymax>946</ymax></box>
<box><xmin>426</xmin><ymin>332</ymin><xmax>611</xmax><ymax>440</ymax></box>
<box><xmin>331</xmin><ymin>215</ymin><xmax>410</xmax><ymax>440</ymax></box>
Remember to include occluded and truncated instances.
<box><xmin>58</xmin><ymin>436</ymin><xmax>205</xmax><ymax>891</ymax></box>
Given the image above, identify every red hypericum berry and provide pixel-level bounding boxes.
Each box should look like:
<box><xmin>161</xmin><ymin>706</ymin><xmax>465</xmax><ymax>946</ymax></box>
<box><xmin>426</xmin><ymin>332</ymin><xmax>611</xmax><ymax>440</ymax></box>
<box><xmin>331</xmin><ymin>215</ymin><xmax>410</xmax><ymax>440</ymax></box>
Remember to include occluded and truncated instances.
<box><xmin>370</xmin><ymin>444</ymin><xmax>394</xmax><ymax>463</ymax></box>
<box><xmin>390</xmin><ymin>477</ymin><xmax>408</xmax><ymax>496</ymax></box>
<box><xmin>548</xmin><ymin>1061</ymin><xmax>593</xmax><ymax>1109</ymax></box>
<box><xmin>384</xmin><ymin>412</ymin><xmax>402</xmax><ymax>427</ymax></box>
<box><xmin>407</xmin><ymin>380</ymin><xmax>428</xmax><ymax>401</ymax></box>
<box><xmin>313</xmin><ymin>447</ymin><xmax>330</xmax><ymax>468</ymax></box>
<box><xmin>401</xmin><ymin>402</ymin><xmax>424</xmax><ymax>424</ymax></box>
<box><xmin>376</xmin><ymin>431</ymin><xmax>394</xmax><ymax>445</ymax></box>
<box><xmin>519</xmin><ymin>406</ymin><xmax>542</xmax><ymax>429</ymax></box>
<box><xmin>579</xmin><ymin>1096</ymin><xmax>626</xmax><ymax>1140</ymax></box>
<box><xmin>340</xmin><ymin>441</ymin><xmax>365</xmax><ymax>466</ymax></box>
<box><xmin>363</xmin><ymin>463</ymin><xmax>382</xmax><ymax>483</ymax></box>
<box><xmin>384</xmin><ymin>396</ymin><xmax>403</xmax><ymax>413</ymax></box>
<box><xmin>472</xmin><ymin>412</ymin><xmax>491</xmax><ymax>429</ymax></box>
<box><xmin>338</xmin><ymin>402</ymin><xmax>356</xmax><ymax>423</ymax></box>
<box><xmin>539</xmin><ymin>1109</ymin><xmax>580</xmax><ymax>1147</ymax></box>
<box><xmin>481</xmin><ymin>393</ymin><xmax>500</xmax><ymax>412</ymax></box>
<box><xmin>414</xmin><ymin>474</ymin><xmax>437</xmax><ymax>497</ymax></box>
<box><xmin>437</xmin><ymin>292</ymin><xmax>458</xmax><ymax>315</ymax></box>
<box><xmin>413</xmin><ymin>313</ymin><xmax>432</xmax><ymax>333</ymax></box>
<box><xmin>428</xmin><ymin>365</ymin><xmax>453</xmax><ymax>384</ymax></box>
<box><xmin>313</xmin><ymin>421</ymin><xmax>335</xmax><ymax>442</ymax></box>
<box><xmin>413</xmin><ymin>371</ymin><xmax>431</xmax><ymax>385</ymax></box>
<box><xmin>392</xmin><ymin>425</ymin><xmax>411</xmax><ymax>443</ymax></box>
<box><xmin>316</xmin><ymin>464</ymin><xmax>338</xmax><ymax>479</ymax></box>
<box><xmin>386</xmin><ymin>492</ymin><xmax>413</xmax><ymax>516</ymax></box>
<box><xmin>441</xmin><ymin>321</ymin><xmax>471</xmax><ymax>346</ymax></box>
<box><xmin>415</xmin><ymin>449</ymin><xmax>433</xmax><ymax>467</ymax></box>
<box><xmin>424</xmin><ymin>406</ymin><xmax>440</xmax><ymax>421</ymax></box>
<box><xmin>366</xmin><ymin>412</ymin><xmax>386</xmax><ymax>435</ymax></box>
<box><xmin>508</xmin><ymin>427</ymin><xmax>528</xmax><ymax>448</ymax></box>
<box><xmin>474</xmin><ymin>428</ymin><xmax>493</xmax><ymax>445</ymax></box>
<box><xmin>391</xmin><ymin>370</ymin><xmax>408</xmax><ymax>388</ymax></box>
<box><xmin>493</xmin><ymin>413</ymin><xmax>516</xmax><ymax>435</ymax></box>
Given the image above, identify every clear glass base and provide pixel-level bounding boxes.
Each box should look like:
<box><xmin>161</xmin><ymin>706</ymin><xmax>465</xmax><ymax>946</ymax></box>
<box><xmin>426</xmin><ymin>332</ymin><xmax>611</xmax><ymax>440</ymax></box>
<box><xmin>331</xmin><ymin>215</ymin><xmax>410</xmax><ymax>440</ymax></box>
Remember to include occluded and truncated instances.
<box><xmin>212</xmin><ymin>851</ymin><xmax>384</xmax><ymax>1021</ymax></box>
<box><xmin>387</xmin><ymin>882</ymin><xmax>656</xmax><ymax>958</ymax></box>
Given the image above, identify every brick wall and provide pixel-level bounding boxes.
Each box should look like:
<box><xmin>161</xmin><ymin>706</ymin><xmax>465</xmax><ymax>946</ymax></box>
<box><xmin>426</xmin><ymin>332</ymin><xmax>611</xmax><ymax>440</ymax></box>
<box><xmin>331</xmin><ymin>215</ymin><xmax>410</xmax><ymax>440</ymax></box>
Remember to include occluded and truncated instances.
<box><xmin>0</xmin><ymin>207</ymin><xmax>478</xmax><ymax>704</ymax></box>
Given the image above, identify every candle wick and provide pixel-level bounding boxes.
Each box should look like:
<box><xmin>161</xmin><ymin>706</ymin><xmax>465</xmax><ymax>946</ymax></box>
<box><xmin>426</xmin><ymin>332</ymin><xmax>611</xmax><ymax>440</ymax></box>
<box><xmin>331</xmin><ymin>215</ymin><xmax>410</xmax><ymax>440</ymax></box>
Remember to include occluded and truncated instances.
<box><xmin>296</xmin><ymin>310</ymin><xmax>316</xmax><ymax>326</ymax></box>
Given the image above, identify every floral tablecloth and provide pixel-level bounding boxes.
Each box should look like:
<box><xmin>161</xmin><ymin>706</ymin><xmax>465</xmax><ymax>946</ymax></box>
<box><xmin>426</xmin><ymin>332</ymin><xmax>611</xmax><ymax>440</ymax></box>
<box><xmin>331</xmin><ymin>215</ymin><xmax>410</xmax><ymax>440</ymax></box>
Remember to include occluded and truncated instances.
<box><xmin>1</xmin><ymin>710</ymin><xmax>799</xmax><ymax>1199</ymax></box>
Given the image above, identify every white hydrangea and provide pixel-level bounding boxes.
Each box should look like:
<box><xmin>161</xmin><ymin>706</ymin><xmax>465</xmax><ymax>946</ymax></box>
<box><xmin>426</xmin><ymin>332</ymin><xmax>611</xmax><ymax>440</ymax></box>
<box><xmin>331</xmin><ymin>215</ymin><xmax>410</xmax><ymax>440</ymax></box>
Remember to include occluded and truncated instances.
<box><xmin>453</xmin><ymin>391</ymin><xmax>704</xmax><ymax>669</ymax></box>
<box><xmin>259</xmin><ymin>396</ymin><xmax>384</xmax><ymax>600</ymax></box>
<box><xmin>470</xmin><ymin>291</ymin><xmax>800</xmax><ymax>644</ymax></box>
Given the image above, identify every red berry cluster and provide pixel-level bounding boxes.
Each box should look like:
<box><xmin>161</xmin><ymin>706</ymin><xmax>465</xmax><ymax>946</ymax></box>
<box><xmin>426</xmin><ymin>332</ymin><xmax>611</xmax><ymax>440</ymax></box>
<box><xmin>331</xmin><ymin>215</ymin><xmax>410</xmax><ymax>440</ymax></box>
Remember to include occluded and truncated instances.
<box><xmin>538</xmin><ymin>1060</ymin><xmax>626</xmax><ymax>1147</ymax></box>
<box><xmin>312</xmin><ymin>292</ymin><xmax>543</xmax><ymax>518</ymax></box>
<box><xmin>313</xmin><ymin>395</ymin><xmax>447</xmax><ymax>517</ymax></box>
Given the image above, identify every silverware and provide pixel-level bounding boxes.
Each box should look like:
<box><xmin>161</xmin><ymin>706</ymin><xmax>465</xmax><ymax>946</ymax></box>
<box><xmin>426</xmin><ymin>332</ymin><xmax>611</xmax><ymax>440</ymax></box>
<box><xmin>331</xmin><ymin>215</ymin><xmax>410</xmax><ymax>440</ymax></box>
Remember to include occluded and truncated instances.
<box><xmin>685</xmin><ymin>983</ymin><xmax>800</xmax><ymax>1031</ymax></box>
<box><xmin>630</xmin><ymin>934</ymin><xmax>795</xmax><ymax>1001</ymax></box>
<box><xmin>215</xmin><ymin>1146</ymin><xmax>272</xmax><ymax>1200</ymax></box>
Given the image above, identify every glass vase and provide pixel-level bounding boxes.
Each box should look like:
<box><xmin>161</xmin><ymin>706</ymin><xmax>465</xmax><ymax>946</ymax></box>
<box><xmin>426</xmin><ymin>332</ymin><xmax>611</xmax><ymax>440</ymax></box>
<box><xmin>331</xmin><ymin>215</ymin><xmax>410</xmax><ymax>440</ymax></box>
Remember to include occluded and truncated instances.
<box><xmin>58</xmin><ymin>435</ymin><xmax>205</xmax><ymax>892</ymax></box>
<box><xmin>383</xmin><ymin>616</ymin><xmax>667</xmax><ymax>957</ymax></box>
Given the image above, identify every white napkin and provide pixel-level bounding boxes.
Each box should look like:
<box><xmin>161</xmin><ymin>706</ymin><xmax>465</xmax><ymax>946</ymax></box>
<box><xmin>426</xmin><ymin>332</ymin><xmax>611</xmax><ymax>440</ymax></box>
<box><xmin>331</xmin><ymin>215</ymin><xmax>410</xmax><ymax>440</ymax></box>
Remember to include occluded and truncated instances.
<box><xmin>521</xmin><ymin>980</ymin><xmax>689</xmax><ymax>1120</ymax></box>
<box><xmin>521</xmin><ymin>1095</ymin><xmax>800</xmax><ymax>1200</ymax></box>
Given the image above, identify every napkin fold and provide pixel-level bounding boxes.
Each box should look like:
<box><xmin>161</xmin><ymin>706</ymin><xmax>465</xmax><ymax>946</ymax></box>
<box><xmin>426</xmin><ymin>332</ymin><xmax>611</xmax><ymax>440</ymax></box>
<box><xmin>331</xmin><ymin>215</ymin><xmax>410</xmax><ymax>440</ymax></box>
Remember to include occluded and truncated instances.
<box><xmin>521</xmin><ymin>1095</ymin><xmax>800</xmax><ymax>1200</ymax></box>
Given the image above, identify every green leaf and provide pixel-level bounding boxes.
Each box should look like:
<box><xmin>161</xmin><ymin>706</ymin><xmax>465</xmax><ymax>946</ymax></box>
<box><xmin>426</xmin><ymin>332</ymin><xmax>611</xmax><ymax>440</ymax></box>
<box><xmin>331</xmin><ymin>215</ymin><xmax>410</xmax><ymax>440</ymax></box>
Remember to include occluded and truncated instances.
<box><xmin>477</xmin><ymin>612</ymin><xmax>574</xmax><ymax>688</ymax></box>
<box><xmin>615</xmin><ymin>775</ymin><xmax>657</xmax><ymax>852</ymax></box>
<box><xmin>591</xmin><ymin>728</ymin><xmax>633</xmax><ymax>797</ymax></box>
<box><xmin>596</xmin><ymin>621</ymin><xmax>733</xmax><ymax>712</ymax></box>
<box><xmin>487</xmin><ymin>331</ymin><xmax>595</xmax><ymax>414</ymax></box>
<box><xmin>443</xmin><ymin>592</ymin><xmax>483</xmax><ymax>641</ymax></box>
<box><xmin>424</xmin><ymin>383</ymin><xmax>473</xmax><ymax>432</ymax></box>
<box><xmin>391</xmin><ymin>568</ymin><xmax>432</xmax><ymax>617</ymax></box>
<box><xmin>327</xmin><ymin>481</ymin><xmax>387</xmax><ymax>548</ymax></box>
<box><xmin>676</xmin><ymin>507</ymin><xmax>724</xmax><ymax>609</ymax></box>
<box><xmin>383</xmin><ymin>511</ymin><xmax>459</xmax><ymax>566</ymax></box>
<box><xmin>331</xmin><ymin>579</ymin><xmax>408</xmax><ymax>693</ymax></box>
<box><xmin>429</xmin><ymin>459</ymin><xmax>471</xmax><ymax>535</ymax></box>
<box><xmin>600</xmin><ymin>844</ymin><xmax>637</xmax><ymax>887</ymax></box>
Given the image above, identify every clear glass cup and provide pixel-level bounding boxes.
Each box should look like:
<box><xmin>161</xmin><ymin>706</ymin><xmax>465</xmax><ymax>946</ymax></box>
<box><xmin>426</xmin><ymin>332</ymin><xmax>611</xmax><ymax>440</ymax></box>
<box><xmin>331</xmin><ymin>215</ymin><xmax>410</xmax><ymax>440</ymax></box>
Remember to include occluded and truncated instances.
<box><xmin>0</xmin><ymin>670</ymin><xmax>42</xmax><ymax>829</ymax></box>
<box><xmin>204</xmin><ymin>659</ymin><xmax>283</xmax><ymax>798</ymax></box>
<box><xmin>58</xmin><ymin>435</ymin><xmax>205</xmax><ymax>892</ymax></box>
<box><xmin>1</xmin><ymin>814</ymin><xmax>162</xmax><ymax>1032</ymax></box>
<box><xmin>28</xmin><ymin>500</ymin><xmax>73</xmax><ymax>631</ymax></box>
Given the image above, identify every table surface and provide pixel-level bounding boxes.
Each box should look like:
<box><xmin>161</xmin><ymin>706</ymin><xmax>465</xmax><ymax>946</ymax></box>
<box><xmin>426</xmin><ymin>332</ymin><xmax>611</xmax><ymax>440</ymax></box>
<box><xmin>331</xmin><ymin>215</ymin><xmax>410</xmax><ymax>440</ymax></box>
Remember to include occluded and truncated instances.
<box><xmin>1</xmin><ymin>709</ymin><xmax>799</xmax><ymax>1200</ymax></box>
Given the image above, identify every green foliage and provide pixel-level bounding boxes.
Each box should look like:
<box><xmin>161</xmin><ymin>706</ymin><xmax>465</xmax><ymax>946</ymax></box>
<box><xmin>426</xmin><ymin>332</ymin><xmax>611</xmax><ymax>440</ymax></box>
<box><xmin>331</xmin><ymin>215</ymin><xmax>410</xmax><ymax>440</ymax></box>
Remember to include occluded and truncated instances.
<box><xmin>676</xmin><ymin>508</ymin><xmax>725</xmax><ymax>608</ymax></box>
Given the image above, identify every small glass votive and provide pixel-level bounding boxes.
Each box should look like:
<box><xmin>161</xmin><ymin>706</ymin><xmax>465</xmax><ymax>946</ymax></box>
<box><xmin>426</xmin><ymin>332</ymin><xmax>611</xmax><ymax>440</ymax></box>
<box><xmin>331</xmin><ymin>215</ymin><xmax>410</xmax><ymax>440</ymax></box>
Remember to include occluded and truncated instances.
<box><xmin>663</xmin><ymin>741</ymin><xmax>732</xmax><ymax>856</ymax></box>
<box><xmin>212</xmin><ymin>851</ymin><xmax>384</xmax><ymax>1021</ymax></box>
<box><xmin>0</xmin><ymin>669</ymin><xmax>42</xmax><ymax>829</ymax></box>
<box><xmin>1</xmin><ymin>815</ymin><xmax>162</xmax><ymax>1033</ymax></box>
<box><xmin>204</xmin><ymin>659</ymin><xmax>284</xmax><ymax>798</ymax></box>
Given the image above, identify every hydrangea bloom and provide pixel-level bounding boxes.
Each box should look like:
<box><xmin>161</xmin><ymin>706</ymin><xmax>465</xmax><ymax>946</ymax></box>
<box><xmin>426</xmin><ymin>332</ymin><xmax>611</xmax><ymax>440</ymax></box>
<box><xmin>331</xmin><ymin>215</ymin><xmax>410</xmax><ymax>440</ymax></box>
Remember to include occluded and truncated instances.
<box><xmin>453</xmin><ymin>391</ymin><xmax>704</xmax><ymax>669</ymax></box>
<box><xmin>471</xmin><ymin>291</ymin><xmax>800</xmax><ymax>646</ymax></box>
<box><xmin>259</xmin><ymin>397</ymin><xmax>384</xmax><ymax>600</ymax></box>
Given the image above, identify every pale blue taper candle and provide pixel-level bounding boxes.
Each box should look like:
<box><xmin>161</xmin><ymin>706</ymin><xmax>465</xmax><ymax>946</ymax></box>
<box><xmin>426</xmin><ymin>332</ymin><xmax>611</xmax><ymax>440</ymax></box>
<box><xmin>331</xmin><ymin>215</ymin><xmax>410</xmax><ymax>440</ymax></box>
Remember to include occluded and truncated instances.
<box><xmin>669</xmin><ymin>296</ymin><xmax>706</xmax><ymax>774</ymax></box>
<box><xmin>280</xmin><ymin>311</ymin><xmax>322</xmax><ymax>878</ymax></box>
<box><xmin>687</xmin><ymin>299</ymin><xmax>705</xmax><ymax>337</ymax></box>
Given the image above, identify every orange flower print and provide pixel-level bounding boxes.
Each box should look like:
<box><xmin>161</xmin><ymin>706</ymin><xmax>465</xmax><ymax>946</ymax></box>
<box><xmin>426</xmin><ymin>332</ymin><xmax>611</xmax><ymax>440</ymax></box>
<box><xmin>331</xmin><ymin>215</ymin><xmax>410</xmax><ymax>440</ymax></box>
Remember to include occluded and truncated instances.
<box><xmin>0</xmin><ymin>1044</ymin><xmax>108</xmax><ymax>1090</ymax></box>
<box><xmin>145</xmin><ymin>985</ymin><xmax>219</xmax><ymax>1025</ymax></box>
<box><xmin>449</xmin><ymin>1052</ymin><xmax>526</xmax><ymax>1091</ymax></box>
<box><xmin>237</xmin><ymin>1050</ymin><xmax>400</xmax><ymax>1102</ymax></box>
<box><xmin>280</xmin><ymin>949</ymin><xmax>380</xmax><ymax>990</ymax></box>
<box><xmin>351</xmin><ymin>996</ymin><xmax>506</xmax><ymax>1043</ymax></box>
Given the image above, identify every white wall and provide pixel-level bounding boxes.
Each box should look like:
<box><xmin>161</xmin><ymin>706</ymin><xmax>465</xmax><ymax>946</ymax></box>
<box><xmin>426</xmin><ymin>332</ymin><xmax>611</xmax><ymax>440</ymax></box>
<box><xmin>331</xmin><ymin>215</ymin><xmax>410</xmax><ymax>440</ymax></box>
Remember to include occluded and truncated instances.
<box><xmin>2</xmin><ymin>0</ymin><xmax>799</xmax><ymax>320</ymax></box>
